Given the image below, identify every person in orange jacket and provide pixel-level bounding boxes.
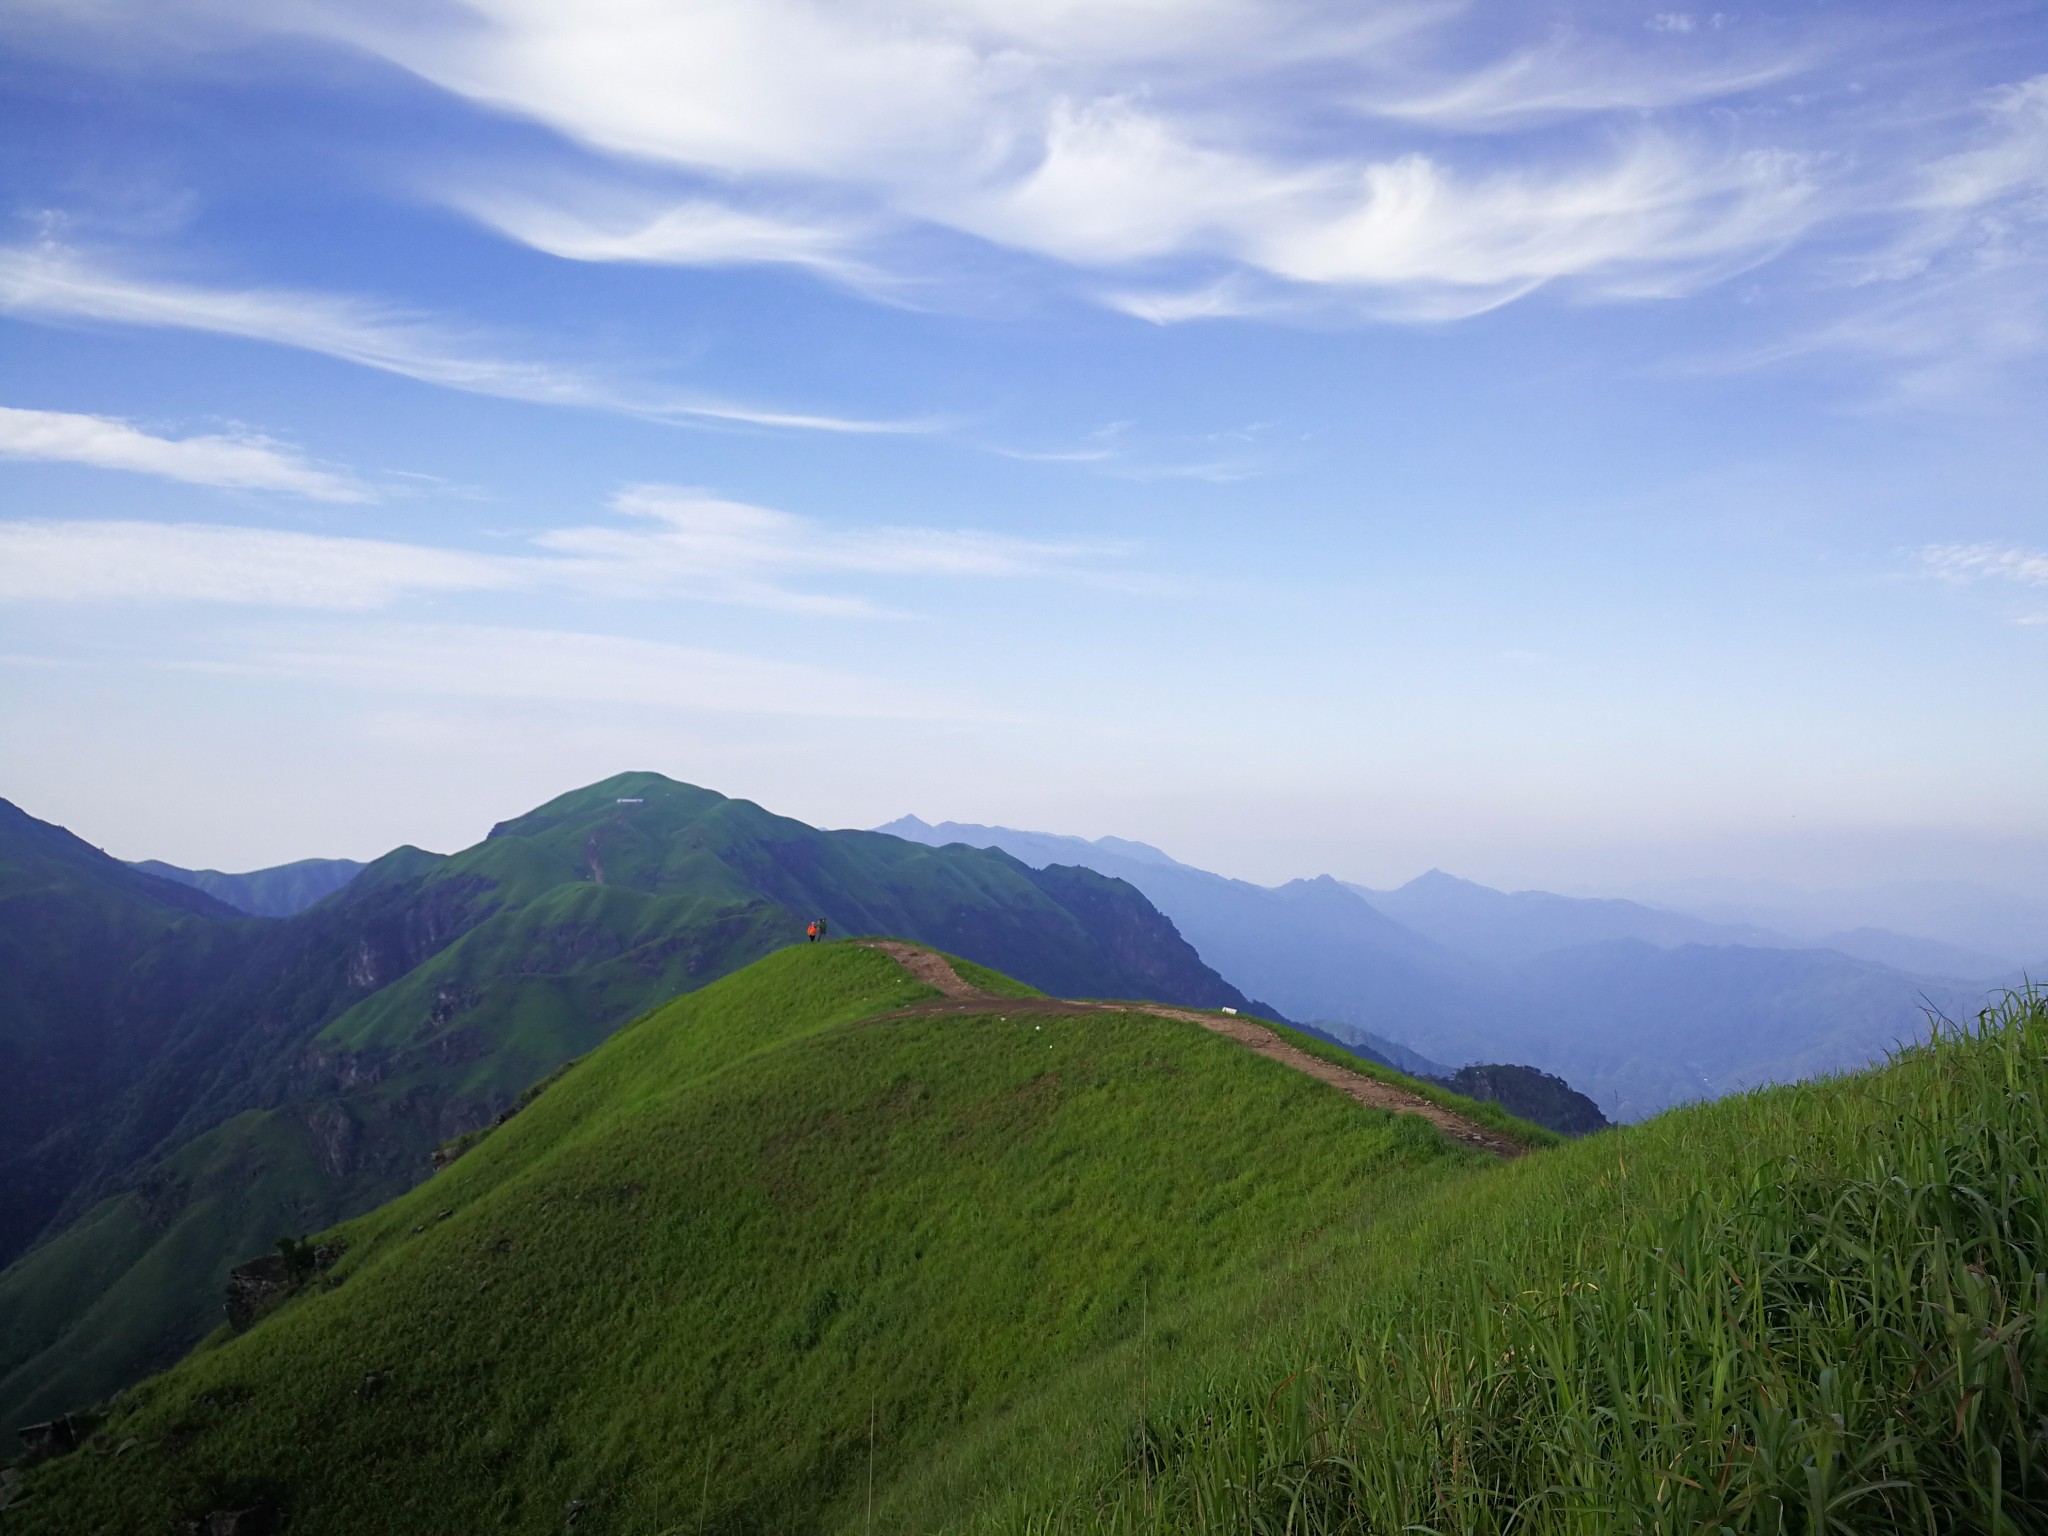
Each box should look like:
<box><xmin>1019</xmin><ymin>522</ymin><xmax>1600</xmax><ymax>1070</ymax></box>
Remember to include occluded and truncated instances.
<box><xmin>806</xmin><ymin>920</ymin><xmax>819</xmax><ymax>943</ymax></box>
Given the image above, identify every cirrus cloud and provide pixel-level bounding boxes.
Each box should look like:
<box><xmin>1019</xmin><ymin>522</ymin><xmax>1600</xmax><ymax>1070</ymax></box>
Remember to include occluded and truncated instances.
<box><xmin>1922</xmin><ymin>543</ymin><xmax>2048</xmax><ymax>588</ymax></box>
<box><xmin>0</xmin><ymin>520</ymin><xmax>510</xmax><ymax>608</ymax></box>
<box><xmin>250</xmin><ymin>0</ymin><xmax>1846</xmax><ymax>318</ymax></box>
<box><xmin>0</xmin><ymin>242</ymin><xmax>929</xmax><ymax>434</ymax></box>
<box><xmin>220</xmin><ymin>622</ymin><xmax>993</xmax><ymax>720</ymax></box>
<box><xmin>0</xmin><ymin>405</ymin><xmax>372</xmax><ymax>501</ymax></box>
<box><xmin>0</xmin><ymin>488</ymin><xmax>1132</xmax><ymax>615</ymax></box>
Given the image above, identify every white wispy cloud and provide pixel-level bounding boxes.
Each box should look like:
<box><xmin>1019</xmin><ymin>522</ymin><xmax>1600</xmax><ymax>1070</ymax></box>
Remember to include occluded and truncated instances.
<box><xmin>1922</xmin><ymin>544</ymin><xmax>2048</xmax><ymax>587</ymax></box>
<box><xmin>1357</xmin><ymin>32</ymin><xmax>1803</xmax><ymax>128</ymax></box>
<box><xmin>0</xmin><ymin>520</ymin><xmax>512</xmax><ymax>608</ymax></box>
<box><xmin>11</xmin><ymin>1</ymin><xmax>2039</xmax><ymax>359</ymax></box>
<box><xmin>0</xmin><ymin>243</ymin><xmax>926</xmax><ymax>433</ymax></box>
<box><xmin>1683</xmin><ymin>75</ymin><xmax>2048</xmax><ymax>401</ymax></box>
<box><xmin>0</xmin><ymin>490</ymin><xmax>1128</xmax><ymax>614</ymax></box>
<box><xmin>451</xmin><ymin>184</ymin><xmax>872</xmax><ymax>270</ymax></box>
<box><xmin>240</xmin><ymin>0</ymin><xmax>1853</xmax><ymax>319</ymax></box>
<box><xmin>1913</xmin><ymin>76</ymin><xmax>2048</xmax><ymax>217</ymax></box>
<box><xmin>0</xmin><ymin>406</ymin><xmax>371</xmax><ymax>501</ymax></box>
<box><xmin>1245</xmin><ymin>141</ymin><xmax>1816</xmax><ymax>310</ymax></box>
<box><xmin>219</xmin><ymin>623</ymin><xmax>988</xmax><ymax>720</ymax></box>
<box><xmin>581</xmin><ymin>484</ymin><xmax>1117</xmax><ymax>577</ymax></box>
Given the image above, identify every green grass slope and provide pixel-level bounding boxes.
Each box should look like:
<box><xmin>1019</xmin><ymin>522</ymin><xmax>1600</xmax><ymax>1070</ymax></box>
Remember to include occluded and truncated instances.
<box><xmin>7</xmin><ymin>944</ymin><xmax>1476</xmax><ymax>1534</ymax></box>
<box><xmin>958</xmin><ymin>990</ymin><xmax>2048</xmax><ymax>1533</ymax></box>
<box><xmin>0</xmin><ymin>1106</ymin><xmax>384</xmax><ymax>1429</ymax></box>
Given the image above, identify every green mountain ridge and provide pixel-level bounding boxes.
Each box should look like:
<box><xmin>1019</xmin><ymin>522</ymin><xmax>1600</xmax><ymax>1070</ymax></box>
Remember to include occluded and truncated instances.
<box><xmin>9</xmin><ymin>945</ymin><xmax>2044</xmax><ymax>1534</ymax></box>
<box><xmin>0</xmin><ymin>773</ymin><xmax>1250</xmax><ymax>1430</ymax></box>
<box><xmin>3</xmin><ymin>942</ymin><xmax>1483</xmax><ymax>1533</ymax></box>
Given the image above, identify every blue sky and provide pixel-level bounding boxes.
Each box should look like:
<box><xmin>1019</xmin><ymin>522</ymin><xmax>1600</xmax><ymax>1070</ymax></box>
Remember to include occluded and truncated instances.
<box><xmin>1</xmin><ymin>0</ymin><xmax>2045</xmax><ymax>897</ymax></box>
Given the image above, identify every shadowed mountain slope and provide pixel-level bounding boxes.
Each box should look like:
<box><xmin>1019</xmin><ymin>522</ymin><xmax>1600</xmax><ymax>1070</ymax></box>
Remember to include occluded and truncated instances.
<box><xmin>0</xmin><ymin>776</ymin><xmax>1246</xmax><ymax>1430</ymax></box>
<box><xmin>0</xmin><ymin>799</ymin><xmax>259</xmax><ymax>1254</ymax></box>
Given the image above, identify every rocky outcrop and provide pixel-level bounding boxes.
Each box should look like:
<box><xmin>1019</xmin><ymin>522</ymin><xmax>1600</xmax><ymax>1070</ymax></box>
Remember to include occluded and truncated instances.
<box><xmin>295</xmin><ymin>1043</ymin><xmax>388</xmax><ymax>1092</ymax></box>
<box><xmin>1436</xmin><ymin>1063</ymin><xmax>1610</xmax><ymax>1138</ymax></box>
<box><xmin>429</xmin><ymin>1059</ymin><xmax>578</xmax><ymax>1171</ymax></box>
<box><xmin>421</xmin><ymin>984</ymin><xmax>480</xmax><ymax>1033</ymax></box>
<box><xmin>296</xmin><ymin>1105</ymin><xmax>363</xmax><ymax>1180</ymax></box>
<box><xmin>15</xmin><ymin>1411</ymin><xmax>97</xmax><ymax>1462</ymax></box>
<box><xmin>130</xmin><ymin>1173</ymin><xmax>190</xmax><ymax>1231</ymax></box>
<box><xmin>182</xmin><ymin>1501</ymin><xmax>278</xmax><ymax>1535</ymax></box>
<box><xmin>224</xmin><ymin>1241</ymin><xmax>342</xmax><ymax>1332</ymax></box>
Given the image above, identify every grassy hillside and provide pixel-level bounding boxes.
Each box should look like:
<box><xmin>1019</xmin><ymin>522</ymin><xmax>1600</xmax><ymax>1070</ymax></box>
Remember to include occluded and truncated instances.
<box><xmin>0</xmin><ymin>775</ymin><xmax>1254</xmax><ymax>1431</ymax></box>
<box><xmin>0</xmin><ymin>1107</ymin><xmax>378</xmax><ymax>1432</ymax></box>
<box><xmin>6</xmin><ymin>943</ymin><xmax>1478</xmax><ymax>1533</ymax></box>
<box><xmin>15</xmin><ymin>951</ymin><xmax>2039</xmax><ymax>1533</ymax></box>
<box><xmin>946</xmin><ymin>989</ymin><xmax>2048</xmax><ymax>1532</ymax></box>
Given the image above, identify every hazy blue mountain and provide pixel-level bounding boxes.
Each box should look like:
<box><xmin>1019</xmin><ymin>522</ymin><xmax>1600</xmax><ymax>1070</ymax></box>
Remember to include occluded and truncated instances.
<box><xmin>882</xmin><ymin>815</ymin><xmax>2004</xmax><ymax>1125</ymax></box>
<box><xmin>1309</xmin><ymin>1019</ymin><xmax>1453</xmax><ymax>1079</ymax></box>
<box><xmin>1350</xmin><ymin>869</ymin><xmax>1788</xmax><ymax>963</ymax></box>
<box><xmin>1390</xmin><ymin>940</ymin><xmax>1982</xmax><ymax>1122</ymax></box>
<box><xmin>128</xmin><ymin>857</ymin><xmax>367</xmax><ymax>918</ymax></box>
<box><xmin>1808</xmin><ymin>927</ymin><xmax>2019</xmax><ymax>981</ymax></box>
<box><xmin>1353</xmin><ymin>874</ymin><xmax>2021</xmax><ymax>980</ymax></box>
<box><xmin>1640</xmin><ymin>876</ymin><xmax>2048</xmax><ymax>971</ymax></box>
<box><xmin>877</xmin><ymin>816</ymin><xmax>1446</xmax><ymax>1026</ymax></box>
<box><xmin>877</xmin><ymin>818</ymin><xmax>1185</xmax><ymax>872</ymax></box>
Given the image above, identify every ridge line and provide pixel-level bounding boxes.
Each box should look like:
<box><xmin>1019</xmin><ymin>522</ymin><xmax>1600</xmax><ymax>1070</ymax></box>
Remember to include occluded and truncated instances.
<box><xmin>851</xmin><ymin>940</ymin><xmax>1524</xmax><ymax>1158</ymax></box>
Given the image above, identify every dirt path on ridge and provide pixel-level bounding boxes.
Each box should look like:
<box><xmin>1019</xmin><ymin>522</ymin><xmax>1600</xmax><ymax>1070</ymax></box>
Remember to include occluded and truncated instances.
<box><xmin>861</xmin><ymin>939</ymin><xmax>984</xmax><ymax>998</ymax></box>
<box><xmin>854</xmin><ymin>941</ymin><xmax>1524</xmax><ymax>1159</ymax></box>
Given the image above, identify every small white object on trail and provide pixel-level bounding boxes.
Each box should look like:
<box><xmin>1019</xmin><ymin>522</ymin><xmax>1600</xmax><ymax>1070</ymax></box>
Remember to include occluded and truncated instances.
<box><xmin>1220</xmin><ymin>1007</ymin><xmax>1237</xmax><ymax>1015</ymax></box>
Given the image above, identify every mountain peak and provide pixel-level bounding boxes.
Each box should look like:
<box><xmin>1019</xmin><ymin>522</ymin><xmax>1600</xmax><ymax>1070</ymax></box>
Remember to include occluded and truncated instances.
<box><xmin>1400</xmin><ymin>868</ymin><xmax>1492</xmax><ymax>895</ymax></box>
<box><xmin>485</xmin><ymin>772</ymin><xmax>726</xmax><ymax>840</ymax></box>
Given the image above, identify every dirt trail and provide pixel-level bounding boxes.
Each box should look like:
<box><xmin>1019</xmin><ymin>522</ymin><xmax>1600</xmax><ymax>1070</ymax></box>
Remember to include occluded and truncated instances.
<box><xmin>860</xmin><ymin>939</ymin><xmax>984</xmax><ymax>998</ymax></box>
<box><xmin>856</xmin><ymin>941</ymin><xmax>1524</xmax><ymax>1159</ymax></box>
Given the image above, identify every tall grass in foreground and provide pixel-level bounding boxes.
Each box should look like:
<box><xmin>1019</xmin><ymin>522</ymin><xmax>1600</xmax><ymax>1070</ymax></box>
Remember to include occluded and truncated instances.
<box><xmin>1019</xmin><ymin>991</ymin><xmax>2048</xmax><ymax>1534</ymax></box>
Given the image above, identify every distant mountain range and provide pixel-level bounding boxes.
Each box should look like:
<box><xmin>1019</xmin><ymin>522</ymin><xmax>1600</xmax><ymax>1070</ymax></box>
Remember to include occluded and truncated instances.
<box><xmin>877</xmin><ymin>817</ymin><xmax>2017</xmax><ymax>1123</ymax></box>
<box><xmin>127</xmin><ymin>857</ymin><xmax>367</xmax><ymax>919</ymax></box>
<box><xmin>0</xmin><ymin>777</ymin><xmax>1249</xmax><ymax>1429</ymax></box>
<box><xmin>1633</xmin><ymin>875</ymin><xmax>2048</xmax><ymax>972</ymax></box>
<box><xmin>1353</xmin><ymin>868</ymin><xmax>2021</xmax><ymax>981</ymax></box>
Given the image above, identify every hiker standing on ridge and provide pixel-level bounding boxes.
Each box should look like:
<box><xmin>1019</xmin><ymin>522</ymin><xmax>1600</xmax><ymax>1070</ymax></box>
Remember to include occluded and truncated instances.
<box><xmin>806</xmin><ymin>920</ymin><xmax>819</xmax><ymax>943</ymax></box>
<box><xmin>817</xmin><ymin>917</ymin><xmax>829</xmax><ymax>941</ymax></box>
